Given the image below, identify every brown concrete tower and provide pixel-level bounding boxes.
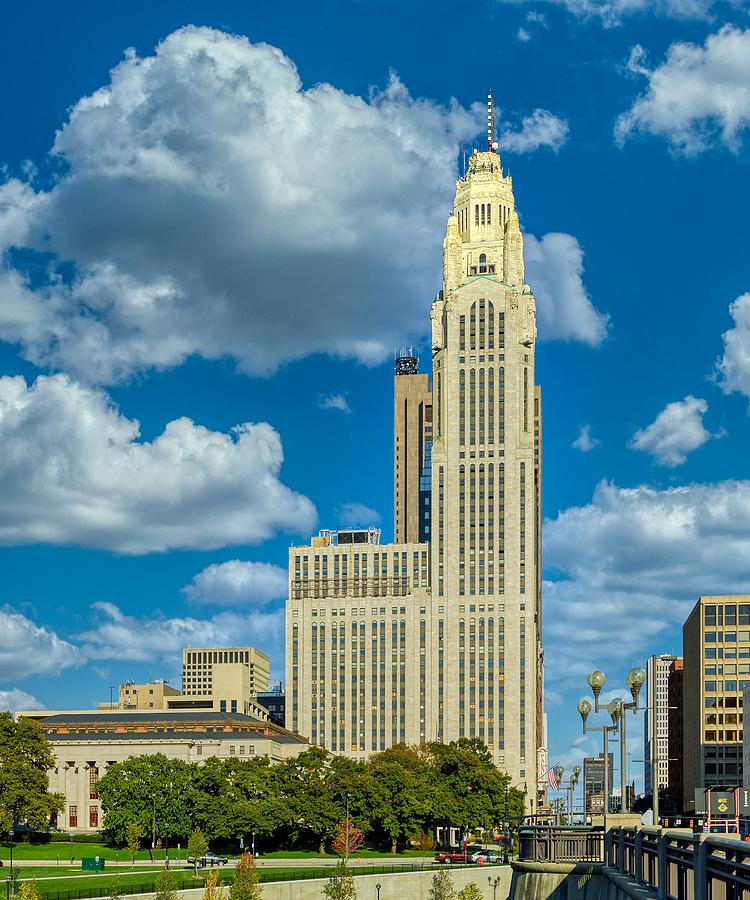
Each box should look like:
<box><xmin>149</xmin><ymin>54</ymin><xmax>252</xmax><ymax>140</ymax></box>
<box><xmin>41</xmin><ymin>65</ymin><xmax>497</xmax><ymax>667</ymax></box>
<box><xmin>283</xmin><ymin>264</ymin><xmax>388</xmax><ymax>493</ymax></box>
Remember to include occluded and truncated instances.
<box><xmin>394</xmin><ymin>348</ymin><xmax>433</xmax><ymax>545</ymax></box>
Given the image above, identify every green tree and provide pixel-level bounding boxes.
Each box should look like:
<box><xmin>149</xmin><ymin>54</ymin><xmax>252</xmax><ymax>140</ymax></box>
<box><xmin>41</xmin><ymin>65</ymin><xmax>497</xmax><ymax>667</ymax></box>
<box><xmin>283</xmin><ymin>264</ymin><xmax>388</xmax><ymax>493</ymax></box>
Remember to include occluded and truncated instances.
<box><xmin>6</xmin><ymin>869</ymin><xmax>21</xmax><ymax>900</ymax></box>
<box><xmin>428</xmin><ymin>739</ymin><xmax>523</xmax><ymax>841</ymax></box>
<box><xmin>155</xmin><ymin>867</ymin><xmax>177</xmax><ymax>900</ymax></box>
<box><xmin>230</xmin><ymin>852</ymin><xmax>262</xmax><ymax>900</ymax></box>
<box><xmin>109</xmin><ymin>876</ymin><xmax>123</xmax><ymax>900</ymax></box>
<box><xmin>457</xmin><ymin>885</ymin><xmax>483</xmax><ymax>900</ymax></box>
<box><xmin>278</xmin><ymin>748</ymin><xmax>340</xmax><ymax>853</ymax></box>
<box><xmin>430</xmin><ymin>869</ymin><xmax>457</xmax><ymax>900</ymax></box>
<box><xmin>188</xmin><ymin>827</ymin><xmax>209</xmax><ymax>873</ymax></box>
<box><xmin>18</xmin><ymin>881</ymin><xmax>41</xmax><ymax>900</ymax></box>
<box><xmin>95</xmin><ymin>754</ymin><xmax>196</xmax><ymax>847</ymax></box>
<box><xmin>368</xmin><ymin>745</ymin><xmax>436</xmax><ymax>853</ymax></box>
<box><xmin>322</xmin><ymin>861</ymin><xmax>357</xmax><ymax>900</ymax></box>
<box><xmin>0</xmin><ymin>713</ymin><xmax>64</xmax><ymax>831</ymax></box>
<box><xmin>126</xmin><ymin>822</ymin><xmax>142</xmax><ymax>866</ymax></box>
<box><xmin>192</xmin><ymin>756</ymin><xmax>292</xmax><ymax>845</ymax></box>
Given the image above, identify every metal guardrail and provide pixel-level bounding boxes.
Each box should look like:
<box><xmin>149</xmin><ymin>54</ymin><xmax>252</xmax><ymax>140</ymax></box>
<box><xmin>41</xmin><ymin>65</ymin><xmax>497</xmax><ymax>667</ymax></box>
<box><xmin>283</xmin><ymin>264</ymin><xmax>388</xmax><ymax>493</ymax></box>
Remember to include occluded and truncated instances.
<box><xmin>609</xmin><ymin>826</ymin><xmax>750</xmax><ymax>900</ymax></box>
<box><xmin>518</xmin><ymin>827</ymin><xmax>604</xmax><ymax>863</ymax></box>
<box><xmin>519</xmin><ymin>825</ymin><xmax>750</xmax><ymax>899</ymax></box>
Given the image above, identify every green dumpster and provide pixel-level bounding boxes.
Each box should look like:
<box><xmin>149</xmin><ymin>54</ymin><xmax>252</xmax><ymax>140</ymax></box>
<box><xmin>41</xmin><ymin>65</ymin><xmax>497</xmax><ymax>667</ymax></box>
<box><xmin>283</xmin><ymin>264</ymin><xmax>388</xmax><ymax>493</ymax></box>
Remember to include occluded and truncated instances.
<box><xmin>82</xmin><ymin>857</ymin><xmax>105</xmax><ymax>872</ymax></box>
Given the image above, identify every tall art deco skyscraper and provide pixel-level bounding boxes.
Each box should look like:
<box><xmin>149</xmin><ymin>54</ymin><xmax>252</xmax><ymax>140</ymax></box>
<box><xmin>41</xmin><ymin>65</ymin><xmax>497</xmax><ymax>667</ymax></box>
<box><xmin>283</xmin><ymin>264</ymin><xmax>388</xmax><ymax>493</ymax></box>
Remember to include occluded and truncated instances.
<box><xmin>287</xmin><ymin>93</ymin><xmax>544</xmax><ymax>807</ymax></box>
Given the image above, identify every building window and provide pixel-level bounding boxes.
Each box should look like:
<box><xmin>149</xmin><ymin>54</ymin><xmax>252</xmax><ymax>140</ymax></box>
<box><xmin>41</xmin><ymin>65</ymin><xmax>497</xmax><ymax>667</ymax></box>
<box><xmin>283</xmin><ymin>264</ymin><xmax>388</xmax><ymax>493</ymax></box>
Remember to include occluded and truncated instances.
<box><xmin>69</xmin><ymin>806</ymin><xmax>78</xmax><ymax>829</ymax></box>
<box><xmin>479</xmin><ymin>253</ymin><xmax>487</xmax><ymax>274</ymax></box>
<box><xmin>89</xmin><ymin>807</ymin><xmax>99</xmax><ymax>829</ymax></box>
<box><xmin>89</xmin><ymin>765</ymin><xmax>99</xmax><ymax>800</ymax></box>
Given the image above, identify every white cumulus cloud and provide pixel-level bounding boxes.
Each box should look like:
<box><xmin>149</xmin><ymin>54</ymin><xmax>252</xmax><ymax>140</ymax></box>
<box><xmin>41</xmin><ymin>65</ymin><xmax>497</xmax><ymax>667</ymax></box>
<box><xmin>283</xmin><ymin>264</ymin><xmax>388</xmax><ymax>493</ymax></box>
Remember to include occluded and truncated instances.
<box><xmin>0</xmin><ymin>373</ymin><xmax>315</xmax><ymax>553</ymax></box>
<box><xmin>318</xmin><ymin>393</ymin><xmax>352</xmax><ymax>414</ymax></box>
<box><xmin>500</xmin><ymin>109</ymin><xmax>569</xmax><ymax>153</ymax></box>
<box><xmin>77</xmin><ymin>602</ymin><xmax>286</xmax><ymax>677</ymax></box>
<box><xmin>0</xmin><ymin>689</ymin><xmax>45</xmax><ymax>714</ymax></box>
<box><xmin>0</xmin><ymin>608</ymin><xmax>80</xmax><ymax>680</ymax></box>
<box><xmin>716</xmin><ymin>292</ymin><xmax>750</xmax><ymax>402</ymax></box>
<box><xmin>543</xmin><ymin>479</ymin><xmax>750</xmax><ymax>689</ymax></box>
<box><xmin>0</xmin><ymin>26</ymin><xmax>601</xmax><ymax>384</ymax></box>
<box><xmin>336</xmin><ymin>502</ymin><xmax>381</xmax><ymax>528</ymax></box>
<box><xmin>499</xmin><ymin>0</ymin><xmax>717</xmax><ymax>26</ymax></box>
<box><xmin>629</xmin><ymin>395</ymin><xmax>719</xmax><ymax>467</ymax></box>
<box><xmin>572</xmin><ymin>424</ymin><xmax>600</xmax><ymax>452</ymax></box>
<box><xmin>183</xmin><ymin>560</ymin><xmax>287</xmax><ymax>607</ymax></box>
<box><xmin>616</xmin><ymin>27</ymin><xmax>750</xmax><ymax>153</ymax></box>
<box><xmin>0</xmin><ymin>27</ymin><xmax>481</xmax><ymax>383</ymax></box>
<box><xmin>524</xmin><ymin>232</ymin><xmax>609</xmax><ymax>346</ymax></box>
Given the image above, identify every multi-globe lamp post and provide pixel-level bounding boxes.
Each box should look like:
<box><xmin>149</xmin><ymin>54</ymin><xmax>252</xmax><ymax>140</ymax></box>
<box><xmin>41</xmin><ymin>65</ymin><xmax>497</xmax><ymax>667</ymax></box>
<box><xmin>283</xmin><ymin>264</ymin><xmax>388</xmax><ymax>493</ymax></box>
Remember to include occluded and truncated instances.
<box><xmin>578</xmin><ymin>667</ymin><xmax>647</xmax><ymax>823</ymax></box>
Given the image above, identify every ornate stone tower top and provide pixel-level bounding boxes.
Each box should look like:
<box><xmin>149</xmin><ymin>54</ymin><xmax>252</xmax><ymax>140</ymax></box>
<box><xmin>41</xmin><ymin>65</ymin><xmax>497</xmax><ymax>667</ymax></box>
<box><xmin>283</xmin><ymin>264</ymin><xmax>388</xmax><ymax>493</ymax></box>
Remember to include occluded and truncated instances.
<box><xmin>443</xmin><ymin>94</ymin><xmax>525</xmax><ymax>295</ymax></box>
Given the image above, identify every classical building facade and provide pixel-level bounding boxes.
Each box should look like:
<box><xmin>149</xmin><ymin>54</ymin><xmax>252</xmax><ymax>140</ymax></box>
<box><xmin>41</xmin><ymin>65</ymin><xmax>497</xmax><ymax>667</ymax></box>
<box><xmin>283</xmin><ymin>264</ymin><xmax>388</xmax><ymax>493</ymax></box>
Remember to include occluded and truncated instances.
<box><xmin>19</xmin><ymin>709</ymin><xmax>308</xmax><ymax>833</ymax></box>
<box><xmin>287</xmin><ymin>110</ymin><xmax>543</xmax><ymax>802</ymax></box>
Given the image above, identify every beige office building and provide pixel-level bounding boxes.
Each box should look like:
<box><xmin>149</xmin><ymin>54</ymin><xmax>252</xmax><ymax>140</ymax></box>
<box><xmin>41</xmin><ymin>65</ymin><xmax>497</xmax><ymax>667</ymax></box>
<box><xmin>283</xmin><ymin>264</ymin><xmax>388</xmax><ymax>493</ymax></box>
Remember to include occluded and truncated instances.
<box><xmin>115</xmin><ymin>680</ymin><xmax>180</xmax><ymax>710</ymax></box>
<box><xmin>394</xmin><ymin>350</ymin><xmax>433</xmax><ymax>545</ymax></box>
<box><xmin>683</xmin><ymin>595</ymin><xmax>750</xmax><ymax>810</ymax></box>
<box><xmin>287</xmin><ymin>115</ymin><xmax>543</xmax><ymax>802</ymax></box>
<box><xmin>182</xmin><ymin>647</ymin><xmax>270</xmax><ymax>698</ymax></box>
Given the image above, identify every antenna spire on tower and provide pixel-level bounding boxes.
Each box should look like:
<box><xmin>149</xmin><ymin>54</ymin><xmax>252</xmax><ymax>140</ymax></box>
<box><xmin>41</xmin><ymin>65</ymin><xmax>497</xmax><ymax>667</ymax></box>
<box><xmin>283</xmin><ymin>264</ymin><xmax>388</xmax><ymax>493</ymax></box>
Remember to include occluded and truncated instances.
<box><xmin>487</xmin><ymin>89</ymin><xmax>495</xmax><ymax>153</ymax></box>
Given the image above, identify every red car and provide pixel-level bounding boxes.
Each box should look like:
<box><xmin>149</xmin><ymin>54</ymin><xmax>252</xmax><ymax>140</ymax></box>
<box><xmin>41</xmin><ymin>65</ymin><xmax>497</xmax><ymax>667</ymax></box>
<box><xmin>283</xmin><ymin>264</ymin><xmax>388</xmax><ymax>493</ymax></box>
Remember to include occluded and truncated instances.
<box><xmin>434</xmin><ymin>851</ymin><xmax>470</xmax><ymax>864</ymax></box>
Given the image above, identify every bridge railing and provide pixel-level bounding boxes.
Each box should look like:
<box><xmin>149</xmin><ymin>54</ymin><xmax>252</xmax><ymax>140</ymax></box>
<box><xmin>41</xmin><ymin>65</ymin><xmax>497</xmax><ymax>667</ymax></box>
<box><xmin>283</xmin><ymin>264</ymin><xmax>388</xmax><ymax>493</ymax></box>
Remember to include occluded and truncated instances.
<box><xmin>609</xmin><ymin>826</ymin><xmax>750</xmax><ymax>900</ymax></box>
<box><xmin>517</xmin><ymin>826</ymin><xmax>604</xmax><ymax>864</ymax></box>
<box><xmin>518</xmin><ymin>825</ymin><xmax>750</xmax><ymax>899</ymax></box>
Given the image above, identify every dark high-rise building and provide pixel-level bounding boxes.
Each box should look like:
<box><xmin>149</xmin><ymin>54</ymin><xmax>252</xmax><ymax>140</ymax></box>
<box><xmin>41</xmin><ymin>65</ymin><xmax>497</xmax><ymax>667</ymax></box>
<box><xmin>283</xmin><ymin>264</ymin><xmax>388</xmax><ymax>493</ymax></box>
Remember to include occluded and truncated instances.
<box><xmin>584</xmin><ymin>752</ymin><xmax>614</xmax><ymax>815</ymax></box>
<box><xmin>667</xmin><ymin>659</ymin><xmax>684</xmax><ymax>809</ymax></box>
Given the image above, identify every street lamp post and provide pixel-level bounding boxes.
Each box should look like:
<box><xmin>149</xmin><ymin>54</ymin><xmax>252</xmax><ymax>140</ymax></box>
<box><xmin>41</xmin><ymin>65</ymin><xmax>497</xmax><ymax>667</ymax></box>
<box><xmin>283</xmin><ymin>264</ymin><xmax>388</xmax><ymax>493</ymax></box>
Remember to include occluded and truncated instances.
<box><xmin>553</xmin><ymin>767</ymin><xmax>564</xmax><ymax>825</ymax></box>
<box><xmin>577</xmin><ymin>690</ymin><xmax>618</xmax><ymax>831</ymax></box>
<box><xmin>375</xmin><ymin>883</ymin><xmax>381</xmax><ymax>899</ymax></box>
<box><xmin>608</xmin><ymin>668</ymin><xmax>647</xmax><ymax>815</ymax></box>
<box><xmin>8</xmin><ymin>827</ymin><xmax>13</xmax><ymax>873</ymax></box>
<box><xmin>567</xmin><ymin>767</ymin><xmax>581</xmax><ymax>824</ymax></box>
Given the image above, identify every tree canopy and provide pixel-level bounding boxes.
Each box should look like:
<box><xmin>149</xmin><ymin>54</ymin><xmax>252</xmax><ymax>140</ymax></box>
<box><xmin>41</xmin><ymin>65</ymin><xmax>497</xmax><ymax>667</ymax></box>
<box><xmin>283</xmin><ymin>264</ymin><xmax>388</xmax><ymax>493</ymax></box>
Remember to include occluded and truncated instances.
<box><xmin>94</xmin><ymin>738</ymin><xmax>526</xmax><ymax>853</ymax></box>
<box><xmin>0</xmin><ymin>713</ymin><xmax>63</xmax><ymax>831</ymax></box>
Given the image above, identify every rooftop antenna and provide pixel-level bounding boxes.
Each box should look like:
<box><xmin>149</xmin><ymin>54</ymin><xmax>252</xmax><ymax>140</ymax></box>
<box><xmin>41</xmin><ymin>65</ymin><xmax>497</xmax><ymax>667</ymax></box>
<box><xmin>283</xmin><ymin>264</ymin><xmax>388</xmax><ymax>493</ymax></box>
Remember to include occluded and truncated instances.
<box><xmin>488</xmin><ymin>89</ymin><xmax>499</xmax><ymax>152</ymax></box>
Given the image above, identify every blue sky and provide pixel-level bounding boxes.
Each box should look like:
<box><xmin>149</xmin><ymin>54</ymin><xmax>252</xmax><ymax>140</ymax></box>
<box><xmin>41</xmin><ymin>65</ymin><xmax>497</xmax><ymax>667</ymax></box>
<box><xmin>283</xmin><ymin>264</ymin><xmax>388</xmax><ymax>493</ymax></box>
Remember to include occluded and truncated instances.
<box><xmin>2</xmin><ymin>0</ymin><xmax>750</xmax><ymax>804</ymax></box>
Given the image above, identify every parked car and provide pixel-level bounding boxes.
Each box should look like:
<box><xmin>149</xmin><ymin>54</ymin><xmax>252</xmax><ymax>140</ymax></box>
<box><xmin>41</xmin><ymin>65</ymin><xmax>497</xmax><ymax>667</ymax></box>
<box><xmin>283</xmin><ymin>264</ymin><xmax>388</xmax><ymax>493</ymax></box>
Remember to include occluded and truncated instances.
<box><xmin>187</xmin><ymin>853</ymin><xmax>229</xmax><ymax>867</ymax></box>
<box><xmin>471</xmin><ymin>849</ymin><xmax>504</xmax><ymax>863</ymax></box>
<box><xmin>434</xmin><ymin>851</ymin><xmax>470</xmax><ymax>864</ymax></box>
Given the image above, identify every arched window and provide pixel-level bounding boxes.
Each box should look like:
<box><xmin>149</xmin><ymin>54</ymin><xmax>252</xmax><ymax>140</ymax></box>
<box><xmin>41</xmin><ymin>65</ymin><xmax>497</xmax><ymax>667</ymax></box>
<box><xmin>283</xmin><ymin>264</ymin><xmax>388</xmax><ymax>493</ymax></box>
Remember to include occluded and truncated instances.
<box><xmin>475</xmin><ymin>204</ymin><xmax>479</xmax><ymax>225</ymax></box>
<box><xmin>481</xmin><ymin>204</ymin><xmax>486</xmax><ymax>225</ymax></box>
<box><xmin>479</xmin><ymin>253</ymin><xmax>487</xmax><ymax>274</ymax></box>
<box><xmin>487</xmin><ymin>204</ymin><xmax>492</xmax><ymax>225</ymax></box>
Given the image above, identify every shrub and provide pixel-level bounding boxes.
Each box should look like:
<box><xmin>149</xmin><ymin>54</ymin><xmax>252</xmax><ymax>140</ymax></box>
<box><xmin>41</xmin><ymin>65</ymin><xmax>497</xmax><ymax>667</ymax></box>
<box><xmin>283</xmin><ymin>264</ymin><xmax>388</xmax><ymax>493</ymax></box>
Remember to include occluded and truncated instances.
<box><xmin>323</xmin><ymin>861</ymin><xmax>357</xmax><ymax>900</ymax></box>
<box><xmin>229</xmin><ymin>853</ymin><xmax>262</xmax><ymax>900</ymax></box>
<box><xmin>155</xmin><ymin>867</ymin><xmax>177</xmax><ymax>900</ymax></box>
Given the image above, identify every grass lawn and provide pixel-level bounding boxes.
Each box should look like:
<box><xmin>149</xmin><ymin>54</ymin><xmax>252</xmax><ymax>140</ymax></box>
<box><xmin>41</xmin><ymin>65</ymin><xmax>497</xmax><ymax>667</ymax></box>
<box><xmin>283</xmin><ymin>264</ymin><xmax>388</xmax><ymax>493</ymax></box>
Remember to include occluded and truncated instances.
<box><xmin>246</xmin><ymin>848</ymin><xmax>429</xmax><ymax>859</ymax></box>
<box><xmin>2</xmin><ymin>843</ymin><xmax>430</xmax><ymax>862</ymax></box>
<box><xmin>16</xmin><ymin>868</ymin><xmax>155</xmax><ymax>881</ymax></box>
<box><xmin>0</xmin><ymin>845</ymin><xmax>169</xmax><ymax>863</ymax></box>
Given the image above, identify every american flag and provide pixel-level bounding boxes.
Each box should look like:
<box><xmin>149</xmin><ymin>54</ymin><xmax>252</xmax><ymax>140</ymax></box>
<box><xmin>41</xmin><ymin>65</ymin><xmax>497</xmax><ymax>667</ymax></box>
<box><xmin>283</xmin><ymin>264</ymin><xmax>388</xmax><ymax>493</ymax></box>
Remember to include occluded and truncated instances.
<box><xmin>547</xmin><ymin>765</ymin><xmax>560</xmax><ymax>791</ymax></box>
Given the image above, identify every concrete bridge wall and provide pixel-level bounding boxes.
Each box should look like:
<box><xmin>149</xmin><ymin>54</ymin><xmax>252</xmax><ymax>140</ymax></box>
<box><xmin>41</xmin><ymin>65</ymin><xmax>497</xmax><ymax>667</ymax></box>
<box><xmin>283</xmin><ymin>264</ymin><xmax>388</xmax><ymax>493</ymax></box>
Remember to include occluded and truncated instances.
<box><xmin>510</xmin><ymin>861</ymin><xmax>657</xmax><ymax>900</ymax></box>
<box><xmin>121</xmin><ymin>864</ymin><xmax>513</xmax><ymax>899</ymax></box>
